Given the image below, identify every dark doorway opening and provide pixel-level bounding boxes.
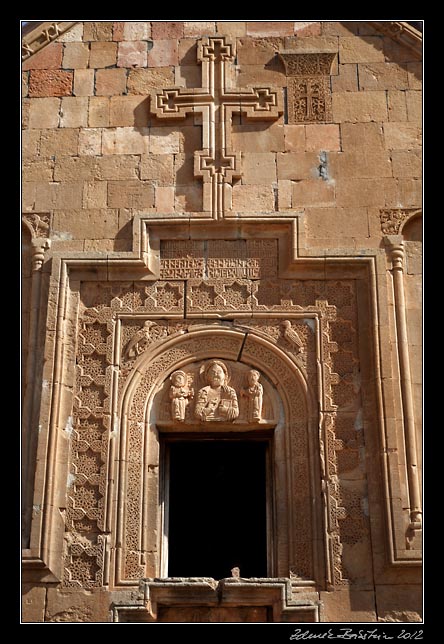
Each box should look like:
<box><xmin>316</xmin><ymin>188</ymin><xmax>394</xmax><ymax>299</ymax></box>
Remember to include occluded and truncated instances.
<box><xmin>167</xmin><ymin>440</ymin><xmax>268</xmax><ymax>580</ymax></box>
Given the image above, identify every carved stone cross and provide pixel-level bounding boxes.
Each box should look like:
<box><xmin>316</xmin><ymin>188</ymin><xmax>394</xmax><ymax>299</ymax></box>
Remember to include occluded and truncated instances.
<box><xmin>151</xmin><ymin>36</ymin><xmax>283</xmax><ymax>219</ymax></box>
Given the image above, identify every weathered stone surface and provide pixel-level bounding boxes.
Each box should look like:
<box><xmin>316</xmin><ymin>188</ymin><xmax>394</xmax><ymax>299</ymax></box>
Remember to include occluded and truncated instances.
<box><xmin>330</xmin><ymin>150</ymin><xmax>392</xmax><ymax>178</ymax></box>
<box><xmin>322</xmin><ymin>22</ymin><xmax>360</xmax><ymax>36</ymax></box>
<box><xmin>241</xmin><ymin>152</ymin><xmax>277</xmax><ymax>184</ymax></box>
<box><xmin>387</xmin><ymin>91</ymin><xmax>407</xmax><ymax>122</ymax></box>
<box><xmin>152</xmin><ymin>21</ymin><xmax>184</xmax><ymax>39</ymax></box>
<box><xmin>102</xmin><ymin>127</ymin><xmax>149</xmax><ymax>154</ymax></box>
<box><xmin>22</xmin><ymin>129</ymin><xmax>40</xmax><ymax>158</ymax></box>
<box><xmin>83</xmin><ymin>22</ymin><xmax>114</xmax><ymax>42</ymax></box>
<box><xmin>150</xmin><ymin>127</ymin><xmax>180</xmax><ymax>154</ymax></box>
<box><xmin>232</xmin><ymin>123</ymin><xmax>285</xmax><ymax>152</ymax></box>
<box><xmin>232</xmin><ymin>184</ymin><xmax>275</xmax><ymax>212</ymax></box>
<box><xmin>44</xmin><ymin>589</ymin><xmax>111</xmax><ymax>622</ymax></box>
<box><xmin>83</xmin><ymin>180</ymin><xmax>108</xmax><ymax>208</ymax></box>
<box><xmin>96</xmin><ymin>155</ymin><xmax>140</xmax><ymax>180</ymax></box>
<box><xmin>339</xmin><ymin>36</ymin><xmax>385</xmax><ymax>63</ymax></box>
<box><xmin>217</xmin><ymin>22</ymin><xmax>247</xmax><ymax>37</ymax></box>
<box><xmin>237</xmin><ymin>37</ymin><xmax>284</xmax><ymax>65</ymax></box>
<box><xmin>57</xmin><ymin>23</ymin><xmax>84</xmax><ymax>42</ymax></box>
<box><xmin>148</xmin><ymin>40</ymin><xmax>178</xmax><ymax>67</ymax></box>
<box><xmin>183</xmin><ymin>22</ymin><xmax>216</xmax><ymax>37</ymax></box>
<box><xmin>53</xmin><ymin>208</ymin><xmax>120</xmax><ymax>238</ymax></box>
<box><xmin>331</xmin><ymin>64</ymin><xmax>358</xmax><ymax>92</ymax></box>
<box><xmin>398</xmin><ymin>178</ymin><xmax>422</xmax><ymax>207</ymax></box>
<box><xmin>293</xmin><ymin>22</ymin><xmax>322</xmax><ymax>37</ymax></box>
<box><xmin>246</xmin><ymin>22</ymin><xmax>294</xmax><ymax>36</ymax></box>
<box><xmin>108</xmin><ymin>180</ymin><xmax>155</xmax><ymax>208</ymax></box>
<box><xmin>34</xmin><ymin>181</ymin><xmax>84</xmax><ymax>210</ymax></box>
<box><xmin>22</xmin><ymin>71</ymin><xmax>28</xmax><ymax>97</ymax></box>
<box><xmin>60</xmin><ymin>97</ymin><xmax>88</xmax><ymax>127</ymax></box>
<box><xmin>22</xmin><ymin>584</ymin><xmax>46</xmax><ymax>622</ymax></box>
<box><xmin>112</xmin><ymin>22</ymin><xmax>125</xmax><ymax>41</ymax></box>
<box><xmin>22</xmin><ymin>158</ymin><xmax>54</xmax><ymax>181</ymax></box>
<box><xmin>78</xmin><ymin>128</ymin><xmax>102</xmax><ymax>156</ymax></box>
<box><xmin>358</xmin><ymin>62</ymin><xmax>409</xmax><ymax>90</ymax></box>
<box><xmin>277</xmin><ymin>152</ymin><xmax>319</xmax><ymax>180</ymax></box>
<box><xmin>383</xmin><ymin>38</ymin><xmax>419</xmax><ymax>64</ymax></box>
<box><xmin>117</xmin><ymin>41</ymin><xmax>148</xmax><ymax>68</ymax></box>
<box><xmin>29</xmin><ymin>70</ymin><xmax>73</xmax><ymax>97</ymax></box>
<box><xmin>28</xmin><ymin>97</ymin><xmax>60</xmax><ymax>129</ymax></box>
<box><xmin>109</xmin><ymin>96</ymin><xmax>150</xmax><ymax>127</ymax></box>
<box><xmin>127</xmin><ymin>67</ymin><xmax>175</xmax><ymax>95</ymax></box>
<box><xmin>305</xmin><ymin>124</ymin><xmax>340</xmax><ymax>151</ymax></box>
<box><xmin>340</xmin><ymin>122</ymin><xmax>385</xmax><ymax>150</ymax></box>
<box><xmin>123</xmin><ymin>21</ymin><xmax>151</xmax><ymax>41</ymax></box>
<box><xmin>283</xmin><ymin>125</ymin><xmax>305</xmax><ymax>151</ymax></box>
<box><xmin>62</xmin><ymin>42</ymin><xmax>90</xmax><ymax>69</ymax></box>
<box><xmin>283</xmin><ymin>35</ymin><xmax>339</xmax><ymax>53</ymax></box>
<box><xmin>391</xmin><ymin>150</ymin><xmax>422</xmax><ymax>177</ymax></box>
<box><xmin>292</xmin><ymin>179</ymin><xmax>335</xmax><ymax>207</ymax></box>
<box><xmin>155</xmin><ymin>186</ymin><xmax>175</xmax><ymax>212</ymax></box>
<box><xmin>383</xmin><ymin>123</ymin><xmax>422</xmax><ymax>149</ymax></box>
<box><xmin>140</xmin><ymin>154</ymin><xmax>174</xmax><ymax>183</ymax></box>
<box><xmin>89</xmin><ymin>41</ymin><xmax>117</xmax><ymax>68</ymax></box>
<box><xmin>95</xmin><ymin>69</ymin><xmax>127</xmax><ymax>96</ymax></box>
<box><xmin>74</xmin><ymin>69</ymin><xmax>95</xmax><ymax>96</ymax></box>
<box><xmin>407</xmin><ymin>62</ymin><xmax>422</xmax><ymax>89</ymax></box>
<box><xmin>406</xmin><ymin>91</ymin><xmax>422</xmax><ymax>122</ymax></box>
<box><xmin>376</xmin><ymin>585</ymin><xmax>422</xmax><ymax>622</ymax></box>
<box><xmin>321</xmin><ymin>589</ymin><xmax>376</xmax><ymax>622</ymax></box>
<box><xmin>39</xmin><ymin>128</ymin><xmax>79</xmax><ymax>157</ymax></box>
<box><xmin>88</xmin><ymin>97</ymin><xmax>109</xmax><ymax>126</ymax></box>
<box><xmin>306</xmin><ymin>206</ymin><xmax>369</xmax><ymax>240</ymax></box>
<box><xmin>332</xmin><ymin>91</ymin><xmax>388</xmax><ymax>122</ymax></box>
<box><xmin>336</xmin><ymin>177</ymin><xmax>398</xmax><ymax>207</ymax></box>
<box><xmin>22</xmin><ymin>42</ymin><xmax>63</xmax><ymax>70</ymax></box>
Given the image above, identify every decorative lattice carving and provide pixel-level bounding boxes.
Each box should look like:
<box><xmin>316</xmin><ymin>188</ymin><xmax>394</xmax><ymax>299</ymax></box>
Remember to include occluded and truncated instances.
<box><xmin>187</xmin><ymin>279</ymin><xmax>253</xmax><ymax>313</ymax></box>
<box><xmin>287</xmin><ymin>76</ymin><xmax>332</xmax><ymax>124</ymax></box>
<box><xmin>64</xmin><ymin>273</ymin><xmax>365</xmax><ymax>589</ymax></box>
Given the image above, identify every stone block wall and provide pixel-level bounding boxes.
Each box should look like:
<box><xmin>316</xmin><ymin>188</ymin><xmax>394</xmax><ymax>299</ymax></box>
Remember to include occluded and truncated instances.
<box><xmin>21</xmin><ymin>21</ymin><xmax>422</xmax><ymax>624</ymax></box>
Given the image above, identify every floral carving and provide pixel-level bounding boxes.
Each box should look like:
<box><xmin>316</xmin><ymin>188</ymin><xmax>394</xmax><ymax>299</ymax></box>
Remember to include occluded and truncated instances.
<box><xmin>380</xmin><ymin>208</ymin><xmax>422</xmax><ymax>235</ymax></box>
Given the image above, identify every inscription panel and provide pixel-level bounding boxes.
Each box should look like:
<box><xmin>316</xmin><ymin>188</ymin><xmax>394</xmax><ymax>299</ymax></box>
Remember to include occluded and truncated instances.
<box><xmin>160</xmin><ymin>239</ymin><xmax>278</xmax><ymax>280</ymax></box>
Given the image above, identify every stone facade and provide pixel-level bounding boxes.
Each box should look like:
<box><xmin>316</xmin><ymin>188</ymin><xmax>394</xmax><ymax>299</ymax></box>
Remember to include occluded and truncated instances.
<box><xmin>22</xmin><ymin>21</ymin><xmax>422</xmax><ymax>623</ymax></box>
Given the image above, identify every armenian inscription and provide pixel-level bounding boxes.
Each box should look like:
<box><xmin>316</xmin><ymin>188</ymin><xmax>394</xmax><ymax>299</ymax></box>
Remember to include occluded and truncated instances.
<box><xmin>160</xmin><ymin>239</ymin><xmax>278</xmax><ymax>280</ymax></box>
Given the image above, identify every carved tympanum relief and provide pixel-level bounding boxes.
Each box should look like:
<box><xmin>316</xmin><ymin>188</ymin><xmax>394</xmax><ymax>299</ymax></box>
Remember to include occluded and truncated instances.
<box><xmin>157</xmin><ymin>360</ymin><xmax>272</xmax><ymax>426</ymax></box>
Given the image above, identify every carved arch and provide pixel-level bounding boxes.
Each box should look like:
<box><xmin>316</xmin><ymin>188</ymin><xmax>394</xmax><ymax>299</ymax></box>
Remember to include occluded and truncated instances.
<box><xmin>114</xmin><ymin>326</ymin><xmax>326</xmax><ymax>588</ymax></box>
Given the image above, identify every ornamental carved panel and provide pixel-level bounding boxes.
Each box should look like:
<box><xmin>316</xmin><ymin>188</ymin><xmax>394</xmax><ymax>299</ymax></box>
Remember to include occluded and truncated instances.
<box><xmin>279</xmin><ymin>52</ymin><xmax>336</xmax><ymax>124</ymax></box>
<box><xmin>60</xmin><ymin>259</ymin><xmax>369</xmax><ymax>591</ymax></box>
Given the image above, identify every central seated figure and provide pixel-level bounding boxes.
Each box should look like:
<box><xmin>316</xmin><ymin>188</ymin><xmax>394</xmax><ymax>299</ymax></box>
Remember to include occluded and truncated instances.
<box><xmin>194</xmin><ymin>360</ymin><xmax>239</xmax><ymax>422</ymax></box>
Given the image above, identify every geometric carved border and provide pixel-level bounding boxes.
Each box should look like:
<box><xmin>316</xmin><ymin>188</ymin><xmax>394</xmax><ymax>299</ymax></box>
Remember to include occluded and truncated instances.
<box><xmin>60</xmin><ymin>273</ymin><xmax>368</xmax><ymax>591</ymax></box>
<box><xmin>118</xmin><ymin>328</ymin><xmax>317</xmax><ymax>585</ymax></box>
